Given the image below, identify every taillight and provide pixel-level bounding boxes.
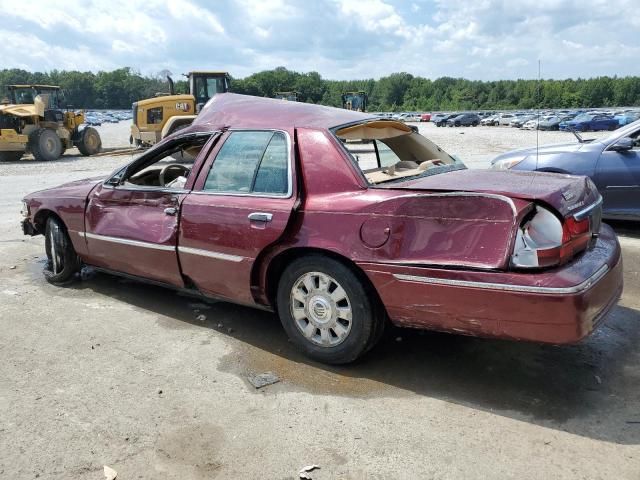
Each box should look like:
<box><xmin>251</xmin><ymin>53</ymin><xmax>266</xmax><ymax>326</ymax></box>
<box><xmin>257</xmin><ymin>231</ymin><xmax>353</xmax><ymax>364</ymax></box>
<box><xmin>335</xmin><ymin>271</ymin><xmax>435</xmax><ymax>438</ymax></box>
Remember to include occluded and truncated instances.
<box><xmin>559</xmin><ymin>216</ymin><xmax>591</xmax><ymax>263</ymax></box>
<box><xmin>511</xmin><ymin>205</ymin><xmax>591</xmax><ymax>269</ymax></box>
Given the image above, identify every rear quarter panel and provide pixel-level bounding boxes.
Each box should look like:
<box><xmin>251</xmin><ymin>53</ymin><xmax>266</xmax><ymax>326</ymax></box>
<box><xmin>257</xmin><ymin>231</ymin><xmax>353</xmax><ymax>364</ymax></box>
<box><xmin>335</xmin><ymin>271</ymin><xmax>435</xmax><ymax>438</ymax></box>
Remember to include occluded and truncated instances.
<box><xmin>266</xmin><ymin>128</ymin><xmax>530</xmax><ymax>271</ymax></box>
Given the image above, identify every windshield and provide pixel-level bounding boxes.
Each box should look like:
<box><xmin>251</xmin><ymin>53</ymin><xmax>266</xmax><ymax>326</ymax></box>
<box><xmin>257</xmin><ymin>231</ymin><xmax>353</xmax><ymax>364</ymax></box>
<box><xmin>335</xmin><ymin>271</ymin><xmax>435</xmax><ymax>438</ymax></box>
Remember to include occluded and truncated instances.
<box><xmin>9</xmin><ymin>87</ymin><xmax>61</xmax><ymax>108</ymax></box>
<box><xmin>193</xmin><ymin>76</ymin><xmax>227</xmax><ymax>105</ymax></box>
<box><xmin>335</xmin><ymin>120</ymin><xmax>466</xmax><ymax>185</ymax></box>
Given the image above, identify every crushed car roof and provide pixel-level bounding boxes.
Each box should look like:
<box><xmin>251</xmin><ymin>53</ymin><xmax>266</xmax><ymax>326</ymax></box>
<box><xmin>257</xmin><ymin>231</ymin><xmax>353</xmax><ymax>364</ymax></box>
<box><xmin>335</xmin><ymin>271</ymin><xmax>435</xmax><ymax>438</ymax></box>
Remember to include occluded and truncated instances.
<box><xmin>192</xmin><ymin>93</ymin><xmax>375</xmax><ymax>131</ymax></box>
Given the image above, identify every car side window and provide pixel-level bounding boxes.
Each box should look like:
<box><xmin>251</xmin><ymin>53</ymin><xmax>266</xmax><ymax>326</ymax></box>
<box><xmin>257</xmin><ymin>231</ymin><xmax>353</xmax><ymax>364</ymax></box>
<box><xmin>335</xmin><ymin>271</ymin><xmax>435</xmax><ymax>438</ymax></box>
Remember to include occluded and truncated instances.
<box><xmin>253</xmin><ymin>133</ymin><xmax>288</xmax><ymax>194</ymax></box>
<box><xmin>203</xmin><ymin>131</ymin><xmax>289</xmax><ymax>195</ymax></box>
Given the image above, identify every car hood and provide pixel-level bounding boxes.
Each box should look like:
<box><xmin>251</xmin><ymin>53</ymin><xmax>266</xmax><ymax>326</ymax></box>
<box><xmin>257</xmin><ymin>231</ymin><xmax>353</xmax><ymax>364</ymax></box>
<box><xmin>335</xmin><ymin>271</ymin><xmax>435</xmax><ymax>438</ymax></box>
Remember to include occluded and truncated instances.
<box><xmin>25</xmin><ymin>176</ymin><xmax>105</xmax><ymax>199</ymax></box>
<box><xmin>493</xmin><ymin>141</ymin><xmax>585</xmax><ymax>161</ymax></box>
<box><xmin>381</xmin><ymin>169</ymin><xmax>600</xmax><ymax>218</ymax></box>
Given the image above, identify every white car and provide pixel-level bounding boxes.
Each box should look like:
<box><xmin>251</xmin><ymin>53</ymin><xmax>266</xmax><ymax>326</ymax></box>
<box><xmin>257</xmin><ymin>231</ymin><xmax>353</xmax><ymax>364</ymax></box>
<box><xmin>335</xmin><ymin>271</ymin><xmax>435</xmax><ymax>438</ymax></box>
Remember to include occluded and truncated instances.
<box><xmin>481</xmin><ymin>115</ymin><xmax>499</xmax><ymax>126</ymax></box>
<box><xmin>498</xmin><ymin>113</ymin><xmax>515</xmax><ymax>126</ymax></box>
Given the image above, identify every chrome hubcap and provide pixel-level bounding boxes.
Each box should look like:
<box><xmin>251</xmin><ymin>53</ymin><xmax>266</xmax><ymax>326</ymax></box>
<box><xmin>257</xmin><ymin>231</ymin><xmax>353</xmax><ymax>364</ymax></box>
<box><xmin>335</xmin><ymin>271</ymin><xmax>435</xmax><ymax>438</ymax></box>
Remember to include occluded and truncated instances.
<box><xmin>290</xmin><ymin>271</ymin><xmax>352</xmax><ymax>347</ymax></box>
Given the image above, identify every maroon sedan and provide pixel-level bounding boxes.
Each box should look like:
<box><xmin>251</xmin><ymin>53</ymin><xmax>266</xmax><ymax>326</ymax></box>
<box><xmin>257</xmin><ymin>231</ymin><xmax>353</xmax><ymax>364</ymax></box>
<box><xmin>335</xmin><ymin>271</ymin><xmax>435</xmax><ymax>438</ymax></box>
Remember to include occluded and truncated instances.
<box><xmin>21</xmin><ymin>94</ymin><xmax>623</xmax><ymax>364</ymax></box>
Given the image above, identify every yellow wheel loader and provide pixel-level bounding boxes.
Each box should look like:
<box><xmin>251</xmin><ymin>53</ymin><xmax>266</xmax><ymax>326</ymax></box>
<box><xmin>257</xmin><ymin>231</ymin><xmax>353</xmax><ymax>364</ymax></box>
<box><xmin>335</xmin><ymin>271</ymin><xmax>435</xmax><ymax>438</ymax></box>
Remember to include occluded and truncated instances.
<box><xmin>0</xmin><ymin>85</ymin><xmax>101</xmax><ymax>161</ymax></box>
<box><xmin>130</xmin><ymin>71</ymin><xmax>230</xmax><ymax>147</ymax></box>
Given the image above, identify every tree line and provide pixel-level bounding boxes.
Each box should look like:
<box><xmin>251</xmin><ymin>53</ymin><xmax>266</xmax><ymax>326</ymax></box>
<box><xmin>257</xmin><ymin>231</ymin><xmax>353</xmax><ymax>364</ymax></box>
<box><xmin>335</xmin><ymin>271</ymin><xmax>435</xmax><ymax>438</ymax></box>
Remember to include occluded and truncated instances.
<box><xmin>2</xmin><ymin>66</ymin><xmax>640</xmax><ymax>111</ymax></box>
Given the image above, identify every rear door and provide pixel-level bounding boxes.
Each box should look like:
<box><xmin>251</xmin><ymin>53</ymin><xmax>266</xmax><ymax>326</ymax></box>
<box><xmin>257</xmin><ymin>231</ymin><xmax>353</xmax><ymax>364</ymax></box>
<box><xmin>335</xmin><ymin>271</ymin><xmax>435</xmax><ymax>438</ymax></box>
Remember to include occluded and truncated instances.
<box><xmin>595</xmin><ymin>128</ymin><xmax>640</xmax><ymax>218</ymax></box>
<box><xmin>178</xmin><ymin>129</ymin><xmax>298</xmax><ymax>304</ymax></box>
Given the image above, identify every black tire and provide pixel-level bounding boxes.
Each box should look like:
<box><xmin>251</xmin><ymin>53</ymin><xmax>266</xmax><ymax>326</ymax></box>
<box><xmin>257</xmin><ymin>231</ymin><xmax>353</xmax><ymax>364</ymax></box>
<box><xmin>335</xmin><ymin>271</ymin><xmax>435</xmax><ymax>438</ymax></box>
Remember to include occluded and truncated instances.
<box><xmin>77</xmin><ymin>127</ymin><xmax>102</xmax><ymax>156</ymax></box>
<box><xmin>276</xmin><ymin>255</ymin><xmax>383</xmax><ymax>364</ymax></box>
<box><xmin>29</xmin><ymin>128</ymin><xmax>61</xmax><ymax>161</ymax></box>
<box><xmin>43</xmin><ymin>217</ymin><xmax>80</xmax><ymax>285</ymax></box>
<box><xmin>0</xmin><ymin>151</ymin><xmax>23</xmax><ymax>161</ymax></box>
<box><xmin>472</xmin><ymin>121</ymin><xmax>479</xmax><ymax>126</ymax></box>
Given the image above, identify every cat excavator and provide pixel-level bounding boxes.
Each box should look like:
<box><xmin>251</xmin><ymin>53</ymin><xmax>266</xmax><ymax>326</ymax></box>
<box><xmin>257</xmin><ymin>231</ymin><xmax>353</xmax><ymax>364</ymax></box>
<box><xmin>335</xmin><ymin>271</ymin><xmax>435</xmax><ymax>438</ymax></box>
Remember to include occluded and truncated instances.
<box><xmin>130</xmin><ymin>71</ymin><xmax>230</xmax><ymax>147</ymax></box>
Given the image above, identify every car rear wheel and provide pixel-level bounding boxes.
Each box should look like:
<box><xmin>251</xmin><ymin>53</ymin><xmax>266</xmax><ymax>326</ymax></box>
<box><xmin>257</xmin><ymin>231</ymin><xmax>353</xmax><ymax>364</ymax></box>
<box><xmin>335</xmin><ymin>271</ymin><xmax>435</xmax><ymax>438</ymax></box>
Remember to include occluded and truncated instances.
<box><xmin>277</xmin><ymin>255</ymin><xmax>383</xmax><ymax>364</ymax></box>
<box><xmin>43</xmin><ymin>217</ymin><xmax>80</xmax><ymax>285</ymax></box>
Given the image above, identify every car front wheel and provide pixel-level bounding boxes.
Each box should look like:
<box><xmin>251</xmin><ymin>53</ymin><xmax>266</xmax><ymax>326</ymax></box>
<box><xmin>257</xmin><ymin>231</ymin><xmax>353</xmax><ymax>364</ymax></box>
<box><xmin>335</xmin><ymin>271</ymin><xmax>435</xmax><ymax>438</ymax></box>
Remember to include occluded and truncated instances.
<box><xmin>43</xmin><ymin>217</ymin><xmax>80</xmax><ymax>285</ymax></box>
<box><xmin>277</xmin><ymin>255</ymin><xmax>383</xmax><ymax>364</ymax></box>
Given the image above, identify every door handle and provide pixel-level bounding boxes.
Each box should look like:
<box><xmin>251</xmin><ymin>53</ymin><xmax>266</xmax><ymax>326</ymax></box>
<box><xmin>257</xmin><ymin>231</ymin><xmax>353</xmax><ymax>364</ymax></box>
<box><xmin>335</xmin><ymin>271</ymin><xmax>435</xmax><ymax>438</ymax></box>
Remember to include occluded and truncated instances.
<box><xmin>248</xmin><ymin>212</ymin><xmax>273</xmax><ymax>222</ymax></box>
<box><xmin>164</xmin><ymin>207</ymin><xmax>177</xmax><ymax>216</ymax></box>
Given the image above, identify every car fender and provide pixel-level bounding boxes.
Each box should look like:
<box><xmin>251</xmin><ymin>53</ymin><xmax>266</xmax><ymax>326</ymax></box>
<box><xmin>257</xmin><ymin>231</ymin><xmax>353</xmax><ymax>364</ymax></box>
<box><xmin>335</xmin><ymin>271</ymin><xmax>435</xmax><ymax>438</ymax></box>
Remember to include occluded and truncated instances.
<box><xmin>510</xmin><ymin>146</ymin><xmax>600</xmax><ymax>177</ymax></box>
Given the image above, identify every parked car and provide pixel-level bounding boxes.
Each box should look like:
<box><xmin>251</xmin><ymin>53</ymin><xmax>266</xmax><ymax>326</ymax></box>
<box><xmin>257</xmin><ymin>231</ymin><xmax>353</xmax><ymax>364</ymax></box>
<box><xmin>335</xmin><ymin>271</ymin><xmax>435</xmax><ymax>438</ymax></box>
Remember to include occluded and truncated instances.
<box><xmin>538</xmin><ymin>115</ymin><xmax>574</xmax><ymax>131</ymax></box>
<box><xmin>430</xmin><ymin>113</ymin><xmax>448</xmax><ymax>125</ymax></box>
<box><xmin>559</xmin><ymin>114</ymin><xmax>618</xmax><ymax>132</ymax></box>
<box><xmin>492</xmin><ymin>119</ymin><xmax>640</xmax><ymax>220</ymax></box>
<box><xmin>419</xmin><ymin>113</ymin><xmax>431</xmax><ymax>122</ymax></box>
<box><xmin>614</xmin><ymin>112</ymin><xmax>640</xmax><ymax>126</ymax></box>
<box><xmin>510</xmin><ymin>115</ymin><xmax>537</xmax><ymax>128</ymax></box>
<box><xmin>521</xmin><ymin>116</ymin><xmax>548</xmax><ymax>130</ymax></box>
<box><xmin>481</xmin><ymin>114</ymin><xmax>499</xmax><ymax>126</ymax></box>
<box><xmin>21</xmin><ymin>93</ymin><xmax>622</xmax><ymax>364</ymax></box>
<box><xmin>497</xmin><ymin>113</ymin><xmax>516</xmax><ymax>126</ymax></box>
<box><xmin>83</xmin><ymin>115</ymin><xmax>102</xmax><ymax>126</ymax></box>
<box><xmin>446</xmin><ymin>113</ymin><xmax>480</xmax><ymax>127</ymax></box>
<box><xmin>434</xmin><ymin>113</ymin><xmax>458</xmax><ymax>127</ymax></box>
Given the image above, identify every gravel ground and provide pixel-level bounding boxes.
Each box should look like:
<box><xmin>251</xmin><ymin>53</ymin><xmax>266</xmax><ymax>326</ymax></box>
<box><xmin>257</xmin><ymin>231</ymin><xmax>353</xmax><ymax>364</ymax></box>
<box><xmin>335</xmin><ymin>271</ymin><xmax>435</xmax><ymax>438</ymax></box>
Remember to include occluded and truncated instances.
<box><xmin>0</xmin><ymin>120</ymin><xmax>639</xmax><ymax>479</ymax></box>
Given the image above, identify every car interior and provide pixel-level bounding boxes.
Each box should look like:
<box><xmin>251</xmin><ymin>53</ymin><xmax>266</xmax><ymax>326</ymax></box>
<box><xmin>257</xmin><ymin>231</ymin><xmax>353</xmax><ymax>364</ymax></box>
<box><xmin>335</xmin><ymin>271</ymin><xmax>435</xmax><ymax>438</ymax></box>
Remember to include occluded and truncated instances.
<box><xmin>123</xmin><ymin>136</ymin><xmax>210</xmax><ymax>189</ymax></box>
<box><xmin>335</xmin><ymin>120</ymin><xmax>464</xmax><ymax>184</ymax></box>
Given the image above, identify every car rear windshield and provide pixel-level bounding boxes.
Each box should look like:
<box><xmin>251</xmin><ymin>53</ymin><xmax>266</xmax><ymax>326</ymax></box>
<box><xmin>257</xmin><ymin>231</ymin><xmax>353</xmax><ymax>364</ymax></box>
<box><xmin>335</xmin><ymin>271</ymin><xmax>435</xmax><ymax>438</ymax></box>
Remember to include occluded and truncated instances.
<box><xmin>334</xmin><ymin>120</ymin><xmax>466</xmax><ymax>185</ymax></box>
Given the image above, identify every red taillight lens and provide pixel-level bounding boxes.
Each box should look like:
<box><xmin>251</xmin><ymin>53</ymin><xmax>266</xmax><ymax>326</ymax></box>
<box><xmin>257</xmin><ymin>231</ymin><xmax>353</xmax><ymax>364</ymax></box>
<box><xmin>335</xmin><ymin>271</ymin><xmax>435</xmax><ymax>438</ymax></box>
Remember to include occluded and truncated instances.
<box><xmin>563</xmin><ymin>216</ymin><xmax>590</xmax><ymax>241</ymax></box>
<box><xmin>559</xmin><ymin>216</ymin><xmax>591</xmax><ymax>263</ymax></box>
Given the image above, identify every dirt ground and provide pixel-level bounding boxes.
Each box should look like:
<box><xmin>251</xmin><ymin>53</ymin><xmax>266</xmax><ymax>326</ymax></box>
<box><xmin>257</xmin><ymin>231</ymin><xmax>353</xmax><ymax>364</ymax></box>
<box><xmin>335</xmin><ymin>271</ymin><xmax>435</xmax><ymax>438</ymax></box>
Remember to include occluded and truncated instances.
<box><xmin>0</xmin><ymin>121</ymin><xmax>638</xmax><ymax>479</ymax></box>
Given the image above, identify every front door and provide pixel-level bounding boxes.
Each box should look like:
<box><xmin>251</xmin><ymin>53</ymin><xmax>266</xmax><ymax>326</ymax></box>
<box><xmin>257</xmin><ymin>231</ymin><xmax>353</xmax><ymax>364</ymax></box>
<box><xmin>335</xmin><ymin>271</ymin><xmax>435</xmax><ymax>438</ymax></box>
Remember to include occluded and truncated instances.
<box><xmin>85</xmin><ymin>186</ymin><xmax>185</xmax><ymax>285</ymax></box>
<box><xmin>83</xmin><ymin>132</ymin><xmax>216</xmax><ymax>285</ymax></box>
<box><xmin>596</xmin><ymin>129</ymin><xmax>640</xmax><ymax>219</ymax></box>
<box><xmin>178</xmin><ymin>129</ymin><xmax>297</xmax><ymax>304</ymax></box>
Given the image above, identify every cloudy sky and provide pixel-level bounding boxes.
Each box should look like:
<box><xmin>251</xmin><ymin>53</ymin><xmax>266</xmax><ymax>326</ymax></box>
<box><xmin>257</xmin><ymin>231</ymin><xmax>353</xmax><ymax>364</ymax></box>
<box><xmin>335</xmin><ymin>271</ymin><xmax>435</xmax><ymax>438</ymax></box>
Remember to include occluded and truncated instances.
<box><xmin>0</xmin><ymin>0</ymin><xmax>638</xmax><ymax>80</ymax></box>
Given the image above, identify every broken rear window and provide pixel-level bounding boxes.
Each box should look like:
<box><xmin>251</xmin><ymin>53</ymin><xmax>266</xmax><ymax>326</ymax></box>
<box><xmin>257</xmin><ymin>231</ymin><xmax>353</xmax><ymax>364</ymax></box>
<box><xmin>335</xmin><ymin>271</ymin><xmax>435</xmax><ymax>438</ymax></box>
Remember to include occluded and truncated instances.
<box><xmin>334</xmin><ymin>120</ymin><xmax>466</xmax><ymax>184</ymax></box>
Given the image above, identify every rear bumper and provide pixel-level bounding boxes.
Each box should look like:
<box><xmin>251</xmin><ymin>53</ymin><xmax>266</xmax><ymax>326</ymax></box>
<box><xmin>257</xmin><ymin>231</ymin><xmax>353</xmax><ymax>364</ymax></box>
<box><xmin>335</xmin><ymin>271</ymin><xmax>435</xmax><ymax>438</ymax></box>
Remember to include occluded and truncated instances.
<box><xmin>361</xmin><ymin>224</ymin><xmax>623</xmax><ymax>344</ymax></box>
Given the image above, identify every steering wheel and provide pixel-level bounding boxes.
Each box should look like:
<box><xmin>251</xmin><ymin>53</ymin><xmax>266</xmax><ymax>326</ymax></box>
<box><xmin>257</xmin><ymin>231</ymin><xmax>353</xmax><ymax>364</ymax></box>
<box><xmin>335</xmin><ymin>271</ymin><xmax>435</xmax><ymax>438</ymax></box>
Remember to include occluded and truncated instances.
<box><xmin>159</xmin><ymin>164</ymin><xmax>189</xmax><ymax>186</ymax></box>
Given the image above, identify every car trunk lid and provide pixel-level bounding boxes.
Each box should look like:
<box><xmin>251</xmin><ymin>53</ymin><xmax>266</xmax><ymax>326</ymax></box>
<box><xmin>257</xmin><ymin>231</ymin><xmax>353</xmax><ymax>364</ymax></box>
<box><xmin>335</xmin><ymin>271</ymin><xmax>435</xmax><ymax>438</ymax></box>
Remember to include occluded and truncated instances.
<box><xmin>383</xmin><ymin>169</ymin><xmax>601</xmax><ymax>220</ymax></box>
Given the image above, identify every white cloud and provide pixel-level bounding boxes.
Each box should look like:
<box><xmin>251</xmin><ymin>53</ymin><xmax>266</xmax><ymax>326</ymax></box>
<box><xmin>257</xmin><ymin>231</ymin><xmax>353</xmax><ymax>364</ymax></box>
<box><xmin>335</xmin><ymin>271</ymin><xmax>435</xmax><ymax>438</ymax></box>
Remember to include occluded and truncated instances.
<box><xmin>0</xmin><ymin>28</ymin><xmax>115</xmax><ymax>71</ymax></box>
<box><xmin>0</xmin><ymin>0</ymin><xmax>637</xmax><ymax>80</ymax></box>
